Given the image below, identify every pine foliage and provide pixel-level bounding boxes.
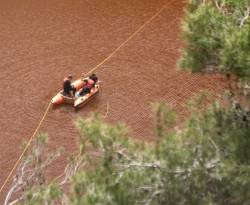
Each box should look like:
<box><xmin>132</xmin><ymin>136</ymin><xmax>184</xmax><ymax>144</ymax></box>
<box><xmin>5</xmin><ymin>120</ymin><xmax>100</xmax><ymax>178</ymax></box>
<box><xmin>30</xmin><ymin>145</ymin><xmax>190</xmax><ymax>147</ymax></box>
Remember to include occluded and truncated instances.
<box><xmin>180</xmin><ymin>0</ymin><xmax>250</xmax><ymax>79</ymax></box>
<box><xmin>8</xmin><ymin>103</ymin><xmax>250</xmax><ymax>205</ymax></box>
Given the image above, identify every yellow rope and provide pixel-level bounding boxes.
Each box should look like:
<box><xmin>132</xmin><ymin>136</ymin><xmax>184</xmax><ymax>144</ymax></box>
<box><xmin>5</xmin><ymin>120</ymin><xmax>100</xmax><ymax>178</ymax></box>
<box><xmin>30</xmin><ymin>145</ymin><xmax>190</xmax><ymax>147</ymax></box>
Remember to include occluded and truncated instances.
<box><xmin>84</xmin><ymin>3</ymin><xmax>168</xmax><ymax>76</ymax></box>
<box><xmin>0</xmin><ymin>2</ymin><xmax>167</xmax><ymax>195</ymax></box>
<box><xmin>0</xmin><ymin>102</ymin><xmax>52</xmax><ymax>194</ymax></box>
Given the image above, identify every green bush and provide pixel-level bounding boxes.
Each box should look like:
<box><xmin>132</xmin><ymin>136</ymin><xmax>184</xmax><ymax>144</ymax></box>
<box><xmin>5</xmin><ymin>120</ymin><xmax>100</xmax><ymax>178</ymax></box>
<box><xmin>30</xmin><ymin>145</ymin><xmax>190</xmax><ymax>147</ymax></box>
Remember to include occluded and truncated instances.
<box><xmin>180</xmin><ymin>0</ymin><xmax>250</xmax><ymax>79</ymax></box>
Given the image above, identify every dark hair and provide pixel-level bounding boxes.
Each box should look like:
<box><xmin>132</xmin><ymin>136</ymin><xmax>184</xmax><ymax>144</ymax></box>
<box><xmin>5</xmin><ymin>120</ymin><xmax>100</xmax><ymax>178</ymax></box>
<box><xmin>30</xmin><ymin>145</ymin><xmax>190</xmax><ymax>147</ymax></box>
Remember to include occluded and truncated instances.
<box><xmin>83</xmin><ymin>79</ymin><xmax>88</xmax><ymax>83</ymax></box>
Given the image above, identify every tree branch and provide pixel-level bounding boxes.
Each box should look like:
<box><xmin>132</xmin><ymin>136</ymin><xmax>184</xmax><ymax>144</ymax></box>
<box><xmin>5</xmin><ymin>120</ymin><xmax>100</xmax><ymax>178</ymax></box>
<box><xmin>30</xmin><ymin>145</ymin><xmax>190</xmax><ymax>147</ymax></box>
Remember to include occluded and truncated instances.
<box><xmin>213</xmin><ymin>0</ymin><xmax>225</xmax><ymax>14</ymax></box>
<box><xmin>240</xmin><ymin>7</ymin><xmax>250</xmax><ymax>27</ymax></box>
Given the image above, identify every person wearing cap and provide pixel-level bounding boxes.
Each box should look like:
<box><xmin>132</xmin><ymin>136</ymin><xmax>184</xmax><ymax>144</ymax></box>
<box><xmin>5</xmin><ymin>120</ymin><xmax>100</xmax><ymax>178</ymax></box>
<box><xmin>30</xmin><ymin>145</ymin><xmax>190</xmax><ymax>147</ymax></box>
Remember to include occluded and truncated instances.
<box><xmin>63</xmin><ymin>75</ymin><xmax>76</xmax><ymax>96</ymax></box>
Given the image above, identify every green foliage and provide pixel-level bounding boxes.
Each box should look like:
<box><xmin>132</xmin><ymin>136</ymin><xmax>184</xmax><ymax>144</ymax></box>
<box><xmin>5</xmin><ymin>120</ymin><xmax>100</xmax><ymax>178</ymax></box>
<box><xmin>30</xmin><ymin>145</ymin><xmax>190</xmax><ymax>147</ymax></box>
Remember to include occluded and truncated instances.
<box><xmin>180</xmin><ymin>0</ymin><xmax>250</xmax><ymax>79</ymax></box>
<box><xmin>18</xmin><ymin>184</ymin><xmax>62</xmax><ymax>205</ymax></box>
<box><xmin>70</xmin><ymin>105</ymin><xmax>250</xmax><ymax>205</ymax></box>
<box><xmin>181</xmin><ymin>3</ymin><xmax>224</xmax><ymax>71</ymax></box>
<box><xmin>13</xmin><ymin>103</ymin><xmax>250</xmax><ymax>205</ymax></box>
<box><xmin>152</xmin><ymin>102</ymin><xmax>176</xmax><ymax>138</ymax></box>
<box><xmin>73</xmin><ymin>114</ymin><xmax>155</xmax><ymax>205</ymax></box>
<box><xmin>220</xmin><ymin>25</ymin><xmax>250</xmax><ymax>77</ymax></box>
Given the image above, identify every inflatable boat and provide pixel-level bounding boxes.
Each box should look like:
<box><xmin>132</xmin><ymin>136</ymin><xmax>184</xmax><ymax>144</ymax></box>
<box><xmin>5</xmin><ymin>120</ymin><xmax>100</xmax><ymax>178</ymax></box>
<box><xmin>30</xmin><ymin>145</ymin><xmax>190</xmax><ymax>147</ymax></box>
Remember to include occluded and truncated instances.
<box><xmin>51</xmin><ymin>79</ymin><xmax>100</xmax><ymax>108</ymax></box>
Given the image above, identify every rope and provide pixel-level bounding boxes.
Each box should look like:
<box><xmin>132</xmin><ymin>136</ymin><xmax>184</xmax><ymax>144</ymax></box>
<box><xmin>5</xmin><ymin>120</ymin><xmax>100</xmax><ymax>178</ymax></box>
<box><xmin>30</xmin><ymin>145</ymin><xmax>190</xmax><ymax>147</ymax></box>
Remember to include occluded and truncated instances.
<box><xmin>84</xmin><ymin>3</ymin><xmax>168</xmax><ymax>76</ymax></box>
<box><xmin>0</xmin><ymin>1</ymin><xmax>167</xmax><ymax>196</ymax></box>
<box><xmin>0</xmin><ymin>102</ymin><xmax>52</xmax><ymax>194</ymax></box>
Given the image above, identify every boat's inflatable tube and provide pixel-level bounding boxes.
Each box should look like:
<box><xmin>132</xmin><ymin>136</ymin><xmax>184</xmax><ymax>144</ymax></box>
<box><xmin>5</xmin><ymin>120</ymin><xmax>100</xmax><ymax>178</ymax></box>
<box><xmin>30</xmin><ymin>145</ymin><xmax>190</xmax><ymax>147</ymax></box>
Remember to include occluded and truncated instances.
<box><xmin>51</xmin><ymin>93</ymin><xmax>64</xmax><ymax>105</ymax></box>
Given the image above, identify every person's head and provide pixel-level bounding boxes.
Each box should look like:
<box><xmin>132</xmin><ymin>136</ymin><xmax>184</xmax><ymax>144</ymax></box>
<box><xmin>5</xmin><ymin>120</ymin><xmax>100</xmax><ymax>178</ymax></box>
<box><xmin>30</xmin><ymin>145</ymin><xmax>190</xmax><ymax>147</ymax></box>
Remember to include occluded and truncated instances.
<box><xmin>68</xmin><ymin>75</ymin><xmax>73</xmax><ymax>80</ymax></box>
<box><xmin>83</xmin><ymin>79</ymin><xmax>88</xmax><ymax>84</ymax></box>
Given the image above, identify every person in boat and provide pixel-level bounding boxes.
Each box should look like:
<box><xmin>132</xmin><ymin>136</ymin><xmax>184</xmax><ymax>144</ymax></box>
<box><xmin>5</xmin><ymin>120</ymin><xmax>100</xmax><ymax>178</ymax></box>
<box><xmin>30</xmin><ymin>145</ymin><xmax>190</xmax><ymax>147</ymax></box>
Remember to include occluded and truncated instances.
<box><xmin>89</xmin><ymin>73</ymin><xmax>98</xmax><ymax>85</ymax></box>
<box><xmin>75</xmin><ymin>79</ymin><xmax>93</xmax><ymax>97</ymax></box>
<box><xmin>63</xmin><ymin>75</ymin><xmax>76</xmax><ymax>96</ymax></box>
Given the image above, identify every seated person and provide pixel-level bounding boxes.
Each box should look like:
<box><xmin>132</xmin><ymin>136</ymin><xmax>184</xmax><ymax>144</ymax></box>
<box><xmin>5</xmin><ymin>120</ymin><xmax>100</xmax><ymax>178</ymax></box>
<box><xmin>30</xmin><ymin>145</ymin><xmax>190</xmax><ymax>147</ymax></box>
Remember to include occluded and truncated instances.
<box><xmin>63</xmin><ymin>75</ymin><xmax>76</xmax><ymax>96</ymax></box>
<box><xmin>75</xmin><ymin>79</ymin><xmax>92</xmax><ymax>97</ymax></box>
<box><xmin>89</xmin><ymin>73</ymin><xmax>98</xmax><ymax>85</ymax></box>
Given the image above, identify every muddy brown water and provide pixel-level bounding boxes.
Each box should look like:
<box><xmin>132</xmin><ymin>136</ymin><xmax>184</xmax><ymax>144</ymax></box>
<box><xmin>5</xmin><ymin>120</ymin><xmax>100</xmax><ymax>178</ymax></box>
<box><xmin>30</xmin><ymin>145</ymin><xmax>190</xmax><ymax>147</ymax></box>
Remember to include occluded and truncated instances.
<box><xmin>0</xmin><ymin>0</ymin><xmax>228</xmax><ymax>201</ymax></box>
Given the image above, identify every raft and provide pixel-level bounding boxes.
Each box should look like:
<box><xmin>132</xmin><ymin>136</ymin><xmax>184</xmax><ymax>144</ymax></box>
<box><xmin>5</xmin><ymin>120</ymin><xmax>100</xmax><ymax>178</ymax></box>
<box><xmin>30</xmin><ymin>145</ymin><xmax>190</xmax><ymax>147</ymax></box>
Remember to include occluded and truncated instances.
<box><xmin>51</xmin><ymin>79</ymin><xmax>100</xmax><ymax>108</ymax></box>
